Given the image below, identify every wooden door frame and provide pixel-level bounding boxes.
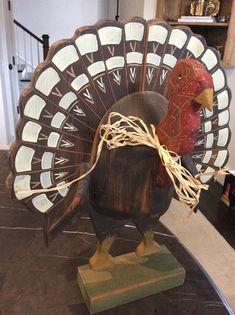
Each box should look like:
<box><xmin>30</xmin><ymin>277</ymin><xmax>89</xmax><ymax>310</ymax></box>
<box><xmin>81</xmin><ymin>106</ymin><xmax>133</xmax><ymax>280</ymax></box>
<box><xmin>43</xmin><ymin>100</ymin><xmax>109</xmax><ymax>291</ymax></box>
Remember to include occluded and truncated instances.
<box><xmin>0</xmin><ymin>0</ymin><xmax>19</xmax><ymax>148</ymax></box>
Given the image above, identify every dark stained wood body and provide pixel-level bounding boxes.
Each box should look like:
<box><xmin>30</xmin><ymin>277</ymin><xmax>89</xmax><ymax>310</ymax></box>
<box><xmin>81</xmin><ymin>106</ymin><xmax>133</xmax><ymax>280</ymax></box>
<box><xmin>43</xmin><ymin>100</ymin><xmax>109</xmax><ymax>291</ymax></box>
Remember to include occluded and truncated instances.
<box><xmin>90</xmin><ymin>145</ymin><xmax>174</xmax><ymax>219</ymax></box>
<box><xmin>89</xmin><ymin>92</ymin><xmax>173</xmax><ymax>222</ymax></box>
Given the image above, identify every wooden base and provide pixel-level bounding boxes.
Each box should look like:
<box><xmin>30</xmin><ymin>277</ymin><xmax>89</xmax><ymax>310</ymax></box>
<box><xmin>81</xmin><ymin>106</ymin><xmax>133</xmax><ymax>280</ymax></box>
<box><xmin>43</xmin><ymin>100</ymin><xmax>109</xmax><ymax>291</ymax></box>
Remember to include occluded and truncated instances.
<box><xmin>77</xmin><ymin>245</ymin><xmax>185</xmax><ymax>314</ymax></box>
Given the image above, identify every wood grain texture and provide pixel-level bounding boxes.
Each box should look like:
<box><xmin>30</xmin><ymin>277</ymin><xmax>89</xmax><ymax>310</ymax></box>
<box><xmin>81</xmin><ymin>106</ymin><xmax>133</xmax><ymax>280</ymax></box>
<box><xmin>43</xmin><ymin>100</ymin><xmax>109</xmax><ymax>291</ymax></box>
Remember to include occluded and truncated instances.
<box><xmin>223</xmin><ymin>0</ymin><xmax>235</xmax><ymax>66</ymax></box>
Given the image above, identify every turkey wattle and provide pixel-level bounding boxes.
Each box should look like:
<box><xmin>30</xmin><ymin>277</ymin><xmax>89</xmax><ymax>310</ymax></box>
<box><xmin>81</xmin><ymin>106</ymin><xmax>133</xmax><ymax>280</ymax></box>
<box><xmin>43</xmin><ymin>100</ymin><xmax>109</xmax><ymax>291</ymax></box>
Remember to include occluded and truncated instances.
<box><xmin>6</xmin><ymin>18</ymin><xmax>231</xmax><ymax>270</ymax></box>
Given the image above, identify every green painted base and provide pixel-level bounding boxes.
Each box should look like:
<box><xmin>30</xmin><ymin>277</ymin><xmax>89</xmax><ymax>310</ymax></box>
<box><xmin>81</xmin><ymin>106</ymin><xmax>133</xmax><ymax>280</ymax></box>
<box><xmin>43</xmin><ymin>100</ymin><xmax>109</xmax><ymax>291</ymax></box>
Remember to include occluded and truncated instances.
<box><xmin>77</xmin><ymin>245</ymin><xmax>185</xmax><ymax>314</ymax></box>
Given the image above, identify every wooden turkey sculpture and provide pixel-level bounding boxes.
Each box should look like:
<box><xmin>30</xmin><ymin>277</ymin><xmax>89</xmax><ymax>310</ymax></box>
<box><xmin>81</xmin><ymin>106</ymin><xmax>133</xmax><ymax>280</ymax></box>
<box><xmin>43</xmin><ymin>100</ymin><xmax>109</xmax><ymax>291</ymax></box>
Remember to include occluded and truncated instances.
<box><xmin>7</xmin><ymin>18</ymin><xmax>231</xmax><ymax>271</ymax></box>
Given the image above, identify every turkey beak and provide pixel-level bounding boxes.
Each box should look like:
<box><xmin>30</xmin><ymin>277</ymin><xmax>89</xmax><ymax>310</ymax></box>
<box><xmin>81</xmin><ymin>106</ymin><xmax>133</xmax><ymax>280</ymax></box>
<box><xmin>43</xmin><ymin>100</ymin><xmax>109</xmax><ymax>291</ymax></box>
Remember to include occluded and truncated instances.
<box><xmin>194</xmin><ymin>88</ymin><xmax>214</xmax><ymax>111</ymax></box>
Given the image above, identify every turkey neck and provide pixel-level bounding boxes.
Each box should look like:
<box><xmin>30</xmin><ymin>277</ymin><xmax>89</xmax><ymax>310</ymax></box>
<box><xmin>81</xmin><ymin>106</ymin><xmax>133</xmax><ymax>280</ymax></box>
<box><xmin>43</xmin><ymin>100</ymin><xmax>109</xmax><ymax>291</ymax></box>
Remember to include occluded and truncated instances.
<box><xmin>155</xmin><ymin>92</ymin><xmax>201</xmax><ymax>186</ymax></box>
<box><xmin>156</xmin><ymin>94</ymin><xmax>201</xmax><ymax>154</ymax></box>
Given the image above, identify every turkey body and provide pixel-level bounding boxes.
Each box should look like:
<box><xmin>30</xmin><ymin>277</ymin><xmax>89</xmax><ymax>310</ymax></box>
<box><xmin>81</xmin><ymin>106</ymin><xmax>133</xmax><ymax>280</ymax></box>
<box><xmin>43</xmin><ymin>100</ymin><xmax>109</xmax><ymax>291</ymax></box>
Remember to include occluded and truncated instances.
<box><xmin>88</xmin><ymin>92</ymin><xmax>190</xmax><ymax>237</ymax></box>
<box><xmin>90</xmin><ymin>144</ymin><xmax>174</xmax><ymax>219</ymax></box>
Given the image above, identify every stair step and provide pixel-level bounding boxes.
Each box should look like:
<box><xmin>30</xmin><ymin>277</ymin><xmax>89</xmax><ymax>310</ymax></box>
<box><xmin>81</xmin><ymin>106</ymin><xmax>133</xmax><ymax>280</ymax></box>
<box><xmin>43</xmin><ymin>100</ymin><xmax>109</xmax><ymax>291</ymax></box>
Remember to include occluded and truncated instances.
<box><xmin>20</xmin><ymin>79</ymin><xmax>31</xmax><ymax>82</ymax></box>
<box><xmin>19</xmin><ymin>80</ymin><xmax>29</xmax><ymax>93</ymax></box>
<box><xmin>17</xmin><ymin>65</ymin><xmax>25</xmax><ymax>72</ymax></box>
<box><xmin>21</xmin><ymin>71</ymin><xmax>33</xmax><ymax>81</ymax></box>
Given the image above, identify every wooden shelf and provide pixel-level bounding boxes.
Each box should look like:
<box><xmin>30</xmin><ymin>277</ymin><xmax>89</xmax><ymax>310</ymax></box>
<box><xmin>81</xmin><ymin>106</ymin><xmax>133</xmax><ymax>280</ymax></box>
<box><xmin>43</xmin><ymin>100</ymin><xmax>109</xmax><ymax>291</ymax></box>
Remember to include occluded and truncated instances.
<box><xmin>169</xmin><ymin>22</ymin><xmax>229</xmax><ymax>27</ymax></box>
<box><xmin>156</xmin><ymin>0</ymin><xmax>235</xmax><ymax>67</ymax></box>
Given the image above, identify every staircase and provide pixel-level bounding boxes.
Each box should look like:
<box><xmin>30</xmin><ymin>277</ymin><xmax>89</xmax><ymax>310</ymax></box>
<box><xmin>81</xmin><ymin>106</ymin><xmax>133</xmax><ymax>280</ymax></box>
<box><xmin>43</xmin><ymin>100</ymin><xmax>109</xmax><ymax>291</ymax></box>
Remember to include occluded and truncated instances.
<box><xmin>14</xmin><ymin>20</ymin><xmax>49</xmax><ymax>92</ymax></box>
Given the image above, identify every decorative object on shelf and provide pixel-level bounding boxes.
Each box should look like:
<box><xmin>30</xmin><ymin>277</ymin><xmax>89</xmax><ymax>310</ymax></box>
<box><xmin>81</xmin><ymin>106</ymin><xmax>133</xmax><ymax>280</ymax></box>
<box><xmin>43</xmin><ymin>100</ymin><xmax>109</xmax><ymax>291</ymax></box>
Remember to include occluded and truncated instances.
<box><xmin>221</xmin><ymin>171</ymin><xmax>235</xmax><ymax>207</ymax></box>
<box><xmin>6</xmin><ymin>18</ymin><xmax>231</xmax><ymax>314</ymax></box>
<box><xmin>218</xmin><ymin>14</ymin><xmax>230</xmax><ymax>23</ymax></box>
<box><xmin>218</xmin><ymin>15</ymin><xmax>226</xmax><ymax>22</ymax></box>
<box><xmin>214</xmin><ymin>45</ymin><xmax>224</xmax><ymax>58</ymax></box>
<box><xmin>191</xmin><ymin>0</ymin><xmax>207</xmax><ymax>16</ymax></box>
<box><xmin>190</xmin><ymin>0</ymin><xmax>220</xmax><ymax>16</ymax></box>
<box><xmin>190</xmin><ymin>1</ymin><xmax>196</xmax><ymax>15</ymax></box>
<box><xmin>205</xmin><ymin>0</ymin><xmax>221</xmax><ymax>16</ymax></box>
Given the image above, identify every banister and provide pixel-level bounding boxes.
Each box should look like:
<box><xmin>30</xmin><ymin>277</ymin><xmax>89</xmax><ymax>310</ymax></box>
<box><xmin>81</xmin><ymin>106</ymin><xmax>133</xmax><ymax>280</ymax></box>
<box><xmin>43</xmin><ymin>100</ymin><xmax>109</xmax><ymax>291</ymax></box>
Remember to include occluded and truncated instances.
<box><xmin>14</xmin><ymin>19</ymin><xmax>49</xmax><ymax>60</ymax></box>
<box><xmin>42</xmin><ymin>34</ymin><xmax>49</xmax><ymax>60</ymax></box>
<box><xmin>14</xmin><ymin>19</ymin><xmax>43</xmax><ymax>43</ymax></box>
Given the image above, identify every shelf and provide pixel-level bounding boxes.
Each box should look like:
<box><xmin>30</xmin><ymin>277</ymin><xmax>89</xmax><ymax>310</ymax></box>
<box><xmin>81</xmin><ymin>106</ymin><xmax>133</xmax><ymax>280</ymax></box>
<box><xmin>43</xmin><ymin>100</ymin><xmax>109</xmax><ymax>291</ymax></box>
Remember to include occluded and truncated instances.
<box><xmin>156</xmin><ymin>0</ymin><xmax>235</xmax><ymax>66</ymax></box>
<box><xmin>169</xmin><ymin>22</ymin><xmax>229</xmax><ymax>27</ymax></box>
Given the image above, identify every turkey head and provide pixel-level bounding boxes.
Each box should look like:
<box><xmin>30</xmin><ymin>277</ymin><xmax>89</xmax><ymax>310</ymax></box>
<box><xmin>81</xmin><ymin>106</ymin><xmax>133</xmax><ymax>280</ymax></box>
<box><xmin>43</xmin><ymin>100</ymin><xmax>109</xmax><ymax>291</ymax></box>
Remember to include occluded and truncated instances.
<box><xmin>156</xmin><ymin>59</ymin><xmax>214</xmax><ymax>186</ymax></box>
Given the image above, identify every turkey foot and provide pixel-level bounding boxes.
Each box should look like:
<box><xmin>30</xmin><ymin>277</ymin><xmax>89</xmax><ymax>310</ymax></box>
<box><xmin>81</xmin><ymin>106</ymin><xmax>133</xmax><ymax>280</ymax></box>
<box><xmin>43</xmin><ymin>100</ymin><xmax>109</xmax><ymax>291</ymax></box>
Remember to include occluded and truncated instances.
<box><xmin>135</xmin><ymin>229</ymin><xmax>160</xmax><ymax>257</ymax></box>
<box><xmin>89</xmin><ymin>236</ymin><xmax>115</xmax><ymax>271</ymax></box>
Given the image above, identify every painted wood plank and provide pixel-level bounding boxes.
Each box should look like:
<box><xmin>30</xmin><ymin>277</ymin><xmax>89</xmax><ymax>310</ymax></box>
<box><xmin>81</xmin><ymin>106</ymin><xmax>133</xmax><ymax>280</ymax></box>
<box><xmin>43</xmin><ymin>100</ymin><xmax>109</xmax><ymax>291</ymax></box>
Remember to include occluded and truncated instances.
<box><xmin>77</xmin><ymin>245</ymin><xmax>185</xmax><ymax>314</ymax></box>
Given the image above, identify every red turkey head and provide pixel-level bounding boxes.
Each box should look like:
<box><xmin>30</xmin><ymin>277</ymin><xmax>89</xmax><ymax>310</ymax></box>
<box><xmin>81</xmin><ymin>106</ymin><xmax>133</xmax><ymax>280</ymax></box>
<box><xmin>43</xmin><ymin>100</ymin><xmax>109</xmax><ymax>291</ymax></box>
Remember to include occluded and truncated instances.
<box><xmin>156</xmin><ymin>59</ymin><xmax>214</xmax><ymax>157</ymax></box>
<box><xmin>156</xmin><ymin>59</ymin><xmax>214</xmax><ymax>186</ymax></box>
<box><xmin>167</xmin><ymin>59</ymin><xmax>213</xmax><ymax>110</ymax></box>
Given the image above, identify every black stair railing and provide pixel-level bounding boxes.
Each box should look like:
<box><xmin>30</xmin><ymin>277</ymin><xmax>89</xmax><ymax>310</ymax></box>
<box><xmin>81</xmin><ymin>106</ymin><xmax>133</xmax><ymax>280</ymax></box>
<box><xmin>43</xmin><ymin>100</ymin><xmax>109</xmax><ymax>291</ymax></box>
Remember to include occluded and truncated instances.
<box><xmin>14</xmin><ymin>19</ymin><xmax>49</xmax><ymax>80</ymax></box>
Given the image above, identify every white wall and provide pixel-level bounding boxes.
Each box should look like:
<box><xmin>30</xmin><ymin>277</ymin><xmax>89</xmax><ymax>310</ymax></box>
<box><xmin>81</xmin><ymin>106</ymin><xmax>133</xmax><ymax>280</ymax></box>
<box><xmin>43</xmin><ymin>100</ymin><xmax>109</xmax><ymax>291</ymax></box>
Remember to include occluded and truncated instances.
<box><xmin>143</xmin><ymin>0</ymin><xmax>157</xmax><ymax>20</ymax></box>
<box><xmin>13</xmin><ymin>0</ymin><xmax>110</xmax><ymax>68</ymax></box>
<box><xmin>98</xmin><ymin>0</ymin><xmax>109</xmax><ymax>20</ymax></box>
<box><xmin>13</xmin><ymin>0</ymin><xmax>109</xmax><ymax>45</ymax></box>
<box><xmin>108</xmin><ymin>0</ymin><xmax>117</xmax><ymax>20</ymax></box>
<box><xmin>108</xmin><ymin>0</ymin><xmax>152</xmax><ymax>21</ymax></box>
<box><xmin>13</xmin><ymin>0</ymin><xmax>157</xmax><ymax>55</ymax></box>
<box><xmin>119</xmin><ymin>0</ymin><xmax>144</xmax><ymax>20</ymax></box>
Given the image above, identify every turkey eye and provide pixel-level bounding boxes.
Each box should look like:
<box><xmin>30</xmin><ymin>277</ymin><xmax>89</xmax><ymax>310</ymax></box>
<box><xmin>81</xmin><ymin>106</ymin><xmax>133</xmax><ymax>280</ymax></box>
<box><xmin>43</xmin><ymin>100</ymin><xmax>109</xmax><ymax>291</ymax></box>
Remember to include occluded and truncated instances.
<box><xmin>178</xmin><ymin>74</ymin><xmax>182</xmax><ymax>80</ymax></box>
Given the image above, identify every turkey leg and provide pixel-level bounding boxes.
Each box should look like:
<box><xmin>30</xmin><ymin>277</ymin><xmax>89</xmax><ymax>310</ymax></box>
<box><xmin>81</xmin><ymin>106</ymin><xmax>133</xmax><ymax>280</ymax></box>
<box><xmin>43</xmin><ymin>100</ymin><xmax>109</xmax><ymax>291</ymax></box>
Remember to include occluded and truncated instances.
<box><xmin>89</xmin><ymin>236</ymin><xmax>116</xmax><ymax>270</ymax></box>
<box><xmin>135</xmin><ymin>228</ymin><xmax>160</xmax><ymax>257</ymax></box>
